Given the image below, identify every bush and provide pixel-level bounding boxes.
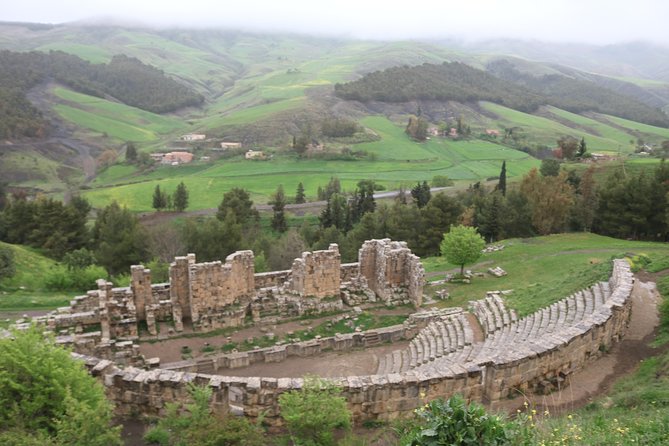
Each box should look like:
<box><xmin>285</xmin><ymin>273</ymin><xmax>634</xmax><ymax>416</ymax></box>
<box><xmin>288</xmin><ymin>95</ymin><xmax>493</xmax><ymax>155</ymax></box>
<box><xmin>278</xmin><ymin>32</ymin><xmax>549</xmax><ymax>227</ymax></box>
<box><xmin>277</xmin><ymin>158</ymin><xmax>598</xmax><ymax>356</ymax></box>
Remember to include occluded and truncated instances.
<box><xmin>431</xmin><ymin>175</ymin><xmax>454</xmax><ymax>187</ymax></box>
<box><xmin>0</xmin><ymin>245</ymin><xmax>16</xmax><ymax>280</ymax></box>
<box><xmin>144</xmin><ymin>384</ymin><xmax>264</xmax><ymax>446</ymax></box>
<box><xmin>399</xmin><ymin>395</ymin><xmax>530</xmax><ymax>445</ymax></box>
<box><xmin>44</xmin><ymin>264</ymin><xmax>107</xmax><ymax>291</ymax></box>
<box><xmin>0</xmin><ymin>327</ymin><xmax>121</xmax><ymax>444</ymax></box>
<box><xmin>279</xmin><ymin>375</ymin><xmax>351</xmax><ymax>446</ymax></box>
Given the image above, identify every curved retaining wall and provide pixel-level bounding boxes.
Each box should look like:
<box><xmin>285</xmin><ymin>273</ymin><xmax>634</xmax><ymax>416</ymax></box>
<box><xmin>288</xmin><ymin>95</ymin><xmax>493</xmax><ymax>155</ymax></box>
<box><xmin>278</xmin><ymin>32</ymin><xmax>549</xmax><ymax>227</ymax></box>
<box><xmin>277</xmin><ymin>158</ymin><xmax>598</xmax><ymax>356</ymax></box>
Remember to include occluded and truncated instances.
<box><xmin>79</xmin><ymin>260</ymin><xmax>633</xmax><ymax>425</ymax></box>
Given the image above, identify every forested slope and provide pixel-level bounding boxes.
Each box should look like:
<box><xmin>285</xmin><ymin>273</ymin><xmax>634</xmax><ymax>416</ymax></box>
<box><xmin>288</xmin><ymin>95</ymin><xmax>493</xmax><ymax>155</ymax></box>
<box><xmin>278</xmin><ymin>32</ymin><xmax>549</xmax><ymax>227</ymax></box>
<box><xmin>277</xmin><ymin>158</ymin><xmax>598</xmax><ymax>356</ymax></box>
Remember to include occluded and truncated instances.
<box><xmin>335</xmin><ymin>61</ymin><xmax>669</xmax><ymax>127</ymax></box>
<box><xmin>0</xmin><ymin>50</ymin><xmax>204</xmax><ymax>138</ymax></box>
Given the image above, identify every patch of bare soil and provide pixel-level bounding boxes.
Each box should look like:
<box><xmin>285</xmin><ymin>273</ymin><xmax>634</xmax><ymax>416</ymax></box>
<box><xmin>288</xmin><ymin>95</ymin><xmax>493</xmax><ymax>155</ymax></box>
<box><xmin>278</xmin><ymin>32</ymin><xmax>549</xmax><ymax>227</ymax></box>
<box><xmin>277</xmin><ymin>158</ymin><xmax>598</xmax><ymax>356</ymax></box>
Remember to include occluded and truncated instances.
<box><xmin>496</xmin><ymin>276</ymin><xmax>667</xmax><ymax>416</ymax></box>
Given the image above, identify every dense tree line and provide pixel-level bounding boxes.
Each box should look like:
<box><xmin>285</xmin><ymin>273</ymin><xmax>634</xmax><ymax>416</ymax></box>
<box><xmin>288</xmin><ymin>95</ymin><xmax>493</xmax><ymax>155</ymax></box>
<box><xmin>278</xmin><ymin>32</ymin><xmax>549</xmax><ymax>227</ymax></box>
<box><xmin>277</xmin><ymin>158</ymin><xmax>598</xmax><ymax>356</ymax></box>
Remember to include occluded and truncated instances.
<box><xmin>334</xmin><ymin>61</ymin><xmax>668</xmax><ymax>127</ymax></box>
<box><xmin>0</xmin><ymin>50</ymin><xmax>204</xmax><ymax>138</ymax></box>
<box><xmin>335</xmin><ymin>62</ymin><xmax>543</xmax><ymax>112</ymax></box>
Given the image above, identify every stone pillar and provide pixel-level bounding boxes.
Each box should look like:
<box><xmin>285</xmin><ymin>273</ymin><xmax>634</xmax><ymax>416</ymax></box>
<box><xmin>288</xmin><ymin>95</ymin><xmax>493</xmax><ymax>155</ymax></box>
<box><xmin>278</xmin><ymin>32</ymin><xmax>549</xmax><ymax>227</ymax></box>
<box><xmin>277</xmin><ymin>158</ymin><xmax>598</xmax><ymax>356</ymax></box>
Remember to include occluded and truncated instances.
<box><xmin>97</xmin><ymin>279</ymin><xmax>112</xmax><ymax>341</ymax></box>
<box><xmin>225</xmin><ymin>251</ymin><xmax>255</xmax><ymax>298</ymax></box>
<box><xmin>131</xmin><ymin>265</ymin><xmax>152</xmax><ymax>321</ymax></box>
<box><xmin>170</xmin><ymin>254</ymin><xmax>195</xmax><ymax>322</ymax></box>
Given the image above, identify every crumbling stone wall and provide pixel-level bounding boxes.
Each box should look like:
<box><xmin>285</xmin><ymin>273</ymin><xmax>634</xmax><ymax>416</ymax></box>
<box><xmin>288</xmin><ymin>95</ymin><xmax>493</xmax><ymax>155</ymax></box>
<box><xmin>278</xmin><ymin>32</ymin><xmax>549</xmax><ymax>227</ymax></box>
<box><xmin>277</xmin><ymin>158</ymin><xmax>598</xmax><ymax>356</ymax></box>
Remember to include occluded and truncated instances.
<box><xmin>78</xmin><ymin>260</ymin><xmax>633</xmax><ymax>426</ymax></box>
<box><xmin>289</xmin><ymin>244</ymin><xmax>341</xmax><ymax>298</ymax></box>
<box><xmin>358</xmin><ymin>239</ymin><xmax>424</xmax><ymax>306</ymax></box>
<box><xmin>187</xmin><ymin>251</ymin><xmax>256</xmax><ymax>331</ymax></box>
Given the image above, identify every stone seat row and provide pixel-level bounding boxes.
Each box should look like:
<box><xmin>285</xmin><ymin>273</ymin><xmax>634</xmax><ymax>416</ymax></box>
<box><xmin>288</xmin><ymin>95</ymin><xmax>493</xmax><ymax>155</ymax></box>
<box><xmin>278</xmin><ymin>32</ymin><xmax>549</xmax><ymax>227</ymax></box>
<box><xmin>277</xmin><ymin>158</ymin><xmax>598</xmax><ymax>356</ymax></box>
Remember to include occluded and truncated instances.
<box><xmin>418</xmin><ymin>281</ymin><xmax>613</xmax><ymax>370</ymax></box>
<box><xmin>376</xmin><ymin>313</ymin><xmax>473</xmax><ymax>374</ymax></box>
<box><xmin>468</xmin><ymin>293</ymin><xmax>518</xmax><ymax>335</ymax></box>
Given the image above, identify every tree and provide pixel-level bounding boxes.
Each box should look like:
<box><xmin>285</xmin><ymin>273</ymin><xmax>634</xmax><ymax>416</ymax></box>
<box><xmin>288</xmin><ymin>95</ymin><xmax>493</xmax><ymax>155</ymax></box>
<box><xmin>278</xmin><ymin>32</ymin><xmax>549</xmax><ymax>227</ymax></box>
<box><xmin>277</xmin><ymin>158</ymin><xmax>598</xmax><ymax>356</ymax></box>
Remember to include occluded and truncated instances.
<box><xmin>573</xmin><ymin>166</ymin><xmax>597</xmax><ymax>231</ymax></box>
<box><xmin>173</xmin><ymin>181</ymin><xmax>189</xmax><ymax>212</ymax></box>
<box><xmin>411</xmin><ymin>181</ymin><xmax>431</xmax><ymax>208</ymax></box>
<box><xmin>320</xmin><ymin>193</ymin><xmax>349</xmax><ymax>231</ymax></box>
<box><xmin>349</xmin><ymin>179</ymin><xmax>376</xmax><ymax>224</ymax></box>
<box><xmin>497</xmin><ymin>160</ymin><xmax>507</xmax><ymax>196</ymax></box>
<box><xmin>125</xmin><ymin>142</ymin><xmax>137</xmax><ymax>163</ymax></box>
<box><xmin>539</xmin><ymin>158</ymin><xmax>561</xmax><ymax>177</ymax></box>
<box><xmin>406</xmin><ymin>116</ymin><xmax>428</xmax><ymax>141</ymax></box>
<box><xmin>216</xmin><ymin>188</ymin><xmax>259</xmax><ymax>225</ymax></box>
<box><xmin>295</xmin><ymin>182</ymin><xmax>306</xmax><ymax>204</ymax></box>
<box><xmin>557</xmin><ymin>136</ymin><xmax>579</xmax><ymax>160</ymax></box>
<box><xmin>439</xmin><ymin>225</ymin><xmax>485</xmax><ymax>276</ymax></box>
<box><xmin>182</xmin><ymin>213</ymin><xmax>241</xmax><ymax>262</ymax></box>
<box><xmin>0</xmin><ymin>327</ymin><xmax>121</xmax><ymax>445</ymax></box>
<box><xmin>92</xmin><ymin>201</ymin><xmax>149</xmax><ymax>276</ymax></box>
<box><xmin>417</xmin><ymin>193</ymin><xmax>462</xmax><ymax>257</ymax></box>
<box><xmin>0</xmin><ymin>246</ymin><xmax>15</xmax><ymax>280</ymax></box>
<box><xmin>271</xmin><ymin>185</ymin><xmax>288</xmax><ymax>233</ymax></box>
<box><xmin>152</xmin><ymin>184</ymin><xmax>167</xmax><ymax>211</ymax></box>
<box><xmin>520</xmin><ymin>168</ymin><xmax>575</xmax><ymax>235</ymax></box>
<box><xmin>279</xmin><ymin>375</ymin><xmax>351</xmax><ymax>446</ymax></box>
<box><xmin>577</xmin><ymin>137</ymin><xmax>587</xmax><ymax>158</ymax></box>
<box><xmin>267</xmin><ymin>229</ymin><xmax>307</xmax><ymax>271</ymax></box>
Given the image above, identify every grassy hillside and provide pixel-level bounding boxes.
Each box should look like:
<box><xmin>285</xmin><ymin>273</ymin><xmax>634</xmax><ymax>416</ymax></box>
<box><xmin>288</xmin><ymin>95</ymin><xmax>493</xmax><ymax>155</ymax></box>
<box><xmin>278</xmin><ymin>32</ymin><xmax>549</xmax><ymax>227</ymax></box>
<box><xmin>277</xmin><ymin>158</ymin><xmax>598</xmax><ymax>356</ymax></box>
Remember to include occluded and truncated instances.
<box><xmin>422</xmin><ymin>233</ymin><xmax>669</xmax><ymax>316</ymax></box>
<box><xmin>52</xmin><ymin>87</ymin><xmax>188</xmax><ymax>142</ymax></box>
<box><xmin>0</xmin><ymin>242</ymin><xmax>71</xmax><ymax>311</ymax></box>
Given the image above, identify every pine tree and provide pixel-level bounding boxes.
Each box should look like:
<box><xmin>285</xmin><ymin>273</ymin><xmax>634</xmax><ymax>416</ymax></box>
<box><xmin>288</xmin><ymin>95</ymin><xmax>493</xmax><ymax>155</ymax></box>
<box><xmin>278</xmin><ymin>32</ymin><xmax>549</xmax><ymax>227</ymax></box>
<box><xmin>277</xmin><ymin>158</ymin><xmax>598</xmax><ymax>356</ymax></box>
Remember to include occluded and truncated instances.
<box><xmin>295</xmin><ymin>182</ymin><xmax>306</xmax><ymax>204</ymax></box>
<box><xmin>125</xmin><ymin>142</ymin><xmax>137</xmax><ymax>163</ymax></box>
<box><xmin>271</xmin><ymin>185</ymin><xmax>288</xmax><ymax>233</ymax></box>
<box><xmin>152</xmin><ymin>185</ymin><xmax>167</xmax><ymax>211</ymax></box>
<box><xmin>173</xmin><ymin>181</ymin><xmax>189</xmax><ymax>212</ymax></box>
<box><xmin>497</xmin><ymin>161</ymin><xmax>507</xmax><ymax>196</ymax></box>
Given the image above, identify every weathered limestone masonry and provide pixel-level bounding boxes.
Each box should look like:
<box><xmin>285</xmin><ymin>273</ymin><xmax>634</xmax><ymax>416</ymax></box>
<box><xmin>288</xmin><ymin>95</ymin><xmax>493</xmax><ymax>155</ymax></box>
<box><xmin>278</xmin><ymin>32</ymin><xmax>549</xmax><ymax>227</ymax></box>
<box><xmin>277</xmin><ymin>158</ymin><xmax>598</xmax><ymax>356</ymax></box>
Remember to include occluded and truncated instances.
<box><xmin>359</xmin><ymin>239</ymin><xmax>424</xmax><ymax>306</ymax></box>
<box><xmin>288</xmin><ymin>243</ymin><xmax>340</xmax><ymax>298</ymax></box>
<box><xmin>39</xmin><ymin>240</ymin><xmax>423</xmax><ymax>341</ymax></box>
<box><xmin>76</xmin><ymin>260</ymin><xmax>633</xmax><ymax>426</ymax></box>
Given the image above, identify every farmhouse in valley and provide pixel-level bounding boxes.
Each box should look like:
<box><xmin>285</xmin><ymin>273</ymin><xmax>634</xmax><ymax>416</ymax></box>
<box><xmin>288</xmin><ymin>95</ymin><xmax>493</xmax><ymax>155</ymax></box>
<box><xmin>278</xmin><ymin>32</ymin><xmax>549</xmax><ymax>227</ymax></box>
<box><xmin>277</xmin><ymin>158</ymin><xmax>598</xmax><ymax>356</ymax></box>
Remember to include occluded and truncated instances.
<box><xmin>245</xmin><ymin>149</ymin><xmax>266</xmax><ymax>160</ymax></box>
<box><xmin>180</xmin><ymin>133</ymin><xmax>206</xmax><ymax>141</ymax></box>
<box><xmin>220</xmin><ymin>141</ymin><xmax>242</xmax><ymax>149</ymax></box>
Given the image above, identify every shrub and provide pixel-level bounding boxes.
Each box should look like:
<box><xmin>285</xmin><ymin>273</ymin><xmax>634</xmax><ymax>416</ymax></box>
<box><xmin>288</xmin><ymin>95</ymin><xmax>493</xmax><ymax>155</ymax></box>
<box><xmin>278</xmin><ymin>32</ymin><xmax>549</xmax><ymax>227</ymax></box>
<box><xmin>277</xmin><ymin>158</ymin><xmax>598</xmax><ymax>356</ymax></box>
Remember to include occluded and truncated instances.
<box><xmin>400</xmin><ymin>395</ymin><xmax>530</xmax><ymax>445</ymax></box>
<box><xmin>144</xmin><ymin>384</ymin><xmax>264</xmax><ymax>446</ymax></box>
<box><xmin>44</xmin><ymin>264</ymin><xmax>107</xmax><ymax>291</ymax></box>
<box><xmin>431</xmin><ymin>175</ymin><xmax>454</xmax><ymax>187</ymax></box>
<box><xmin>0</xmin><ymin>246</ymin><xmax>16</xmax><ymax>280</ymax></box>
<box><xmin>0</xmin><ymin>327</ymin><xmax>121</xmax><ymax>444</ymax></box>
<box><xmin>279</xmin><ymin>375</ymin><xmax>351</xmax><ymax>446</ymax></box>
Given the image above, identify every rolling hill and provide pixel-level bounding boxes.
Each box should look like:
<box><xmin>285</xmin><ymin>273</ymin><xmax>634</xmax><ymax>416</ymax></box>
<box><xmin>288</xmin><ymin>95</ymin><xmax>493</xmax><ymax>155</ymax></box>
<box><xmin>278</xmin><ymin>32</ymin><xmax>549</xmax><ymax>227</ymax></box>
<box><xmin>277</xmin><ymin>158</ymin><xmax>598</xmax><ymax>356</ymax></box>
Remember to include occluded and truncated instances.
<box><xmin>1</xmin><ymin>22</ymin><xmax>669</xmax><ymax>208</ymax></box>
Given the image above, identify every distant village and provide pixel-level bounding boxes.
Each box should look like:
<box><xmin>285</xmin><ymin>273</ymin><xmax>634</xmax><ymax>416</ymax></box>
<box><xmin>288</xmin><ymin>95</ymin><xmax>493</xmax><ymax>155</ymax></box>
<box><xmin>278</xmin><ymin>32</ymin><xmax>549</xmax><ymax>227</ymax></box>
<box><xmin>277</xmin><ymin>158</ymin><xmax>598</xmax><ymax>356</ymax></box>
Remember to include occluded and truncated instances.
<box><xmin>149</xmin><ymin>133</ymin><xmax>266</xmax><ymax>165</ymax></box>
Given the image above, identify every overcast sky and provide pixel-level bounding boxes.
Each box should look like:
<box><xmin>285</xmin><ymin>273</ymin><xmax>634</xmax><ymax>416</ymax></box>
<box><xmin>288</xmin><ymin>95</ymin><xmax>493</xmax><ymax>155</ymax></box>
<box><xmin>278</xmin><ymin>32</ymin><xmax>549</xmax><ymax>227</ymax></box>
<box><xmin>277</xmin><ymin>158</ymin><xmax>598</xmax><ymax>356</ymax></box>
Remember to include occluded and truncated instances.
<box><xmin>3</xmin><ymin>0</ymin><xmax>669</xmax><ymax>45</ymax></box>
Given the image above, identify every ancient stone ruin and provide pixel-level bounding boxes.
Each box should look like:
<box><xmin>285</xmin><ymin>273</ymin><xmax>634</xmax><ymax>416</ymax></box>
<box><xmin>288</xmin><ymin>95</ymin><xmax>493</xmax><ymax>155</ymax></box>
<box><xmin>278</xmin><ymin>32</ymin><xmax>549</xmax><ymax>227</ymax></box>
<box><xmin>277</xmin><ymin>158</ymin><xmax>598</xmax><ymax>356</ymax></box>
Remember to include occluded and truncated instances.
<box><xmin>20</xmin><ymin>243</ymin><xmax>636</xmax><ymax>427</ymax></box>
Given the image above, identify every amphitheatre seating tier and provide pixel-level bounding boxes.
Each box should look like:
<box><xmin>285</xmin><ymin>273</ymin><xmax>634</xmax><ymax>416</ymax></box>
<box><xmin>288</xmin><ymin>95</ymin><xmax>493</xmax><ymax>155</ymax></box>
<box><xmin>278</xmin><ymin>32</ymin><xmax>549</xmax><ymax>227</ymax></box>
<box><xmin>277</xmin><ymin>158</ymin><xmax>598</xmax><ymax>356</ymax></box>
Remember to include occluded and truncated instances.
<box><xmin>376</xmin><ymin>311</ymin><xmax>473</xmax><ymax>374</ymax></box>
<box><xmin>61</xmin><ymin>255</ymin><xmax>632</xmax><ymax>426</ymax></box>
<box><xmin>468</xmin><ymin>293</ymin><xmax>517</xmax><ymax>335</ymax></box>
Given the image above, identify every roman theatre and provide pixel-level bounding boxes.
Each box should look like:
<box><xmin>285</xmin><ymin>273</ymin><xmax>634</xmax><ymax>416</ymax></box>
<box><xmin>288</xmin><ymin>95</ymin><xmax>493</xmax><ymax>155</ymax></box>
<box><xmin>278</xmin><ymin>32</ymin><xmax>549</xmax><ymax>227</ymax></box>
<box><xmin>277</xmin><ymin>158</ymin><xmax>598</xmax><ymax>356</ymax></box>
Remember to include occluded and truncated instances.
<box><xmin>19</xmin><ymin>239</ymin><xmax>635</xmax><ymax>426</ymax></box>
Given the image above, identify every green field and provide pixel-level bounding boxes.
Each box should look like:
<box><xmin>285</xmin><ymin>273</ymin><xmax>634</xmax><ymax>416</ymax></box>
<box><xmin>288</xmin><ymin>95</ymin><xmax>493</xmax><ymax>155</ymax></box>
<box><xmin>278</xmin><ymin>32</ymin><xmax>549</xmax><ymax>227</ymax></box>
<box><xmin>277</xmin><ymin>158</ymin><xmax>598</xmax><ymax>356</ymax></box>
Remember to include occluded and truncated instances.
<box><xmin>84</xmin><ymin>116</ymin><xmax>538</xmax><ymax>211</ymax></box>
<box><xmin>53</xmin><ymin>87</ymin><xmax>187</xmax><ymax>142</ymax></box>
<box><xmin>422</xmin><ymin>233</ymin><xmax>669</xmax><ymax>316</ymax></box>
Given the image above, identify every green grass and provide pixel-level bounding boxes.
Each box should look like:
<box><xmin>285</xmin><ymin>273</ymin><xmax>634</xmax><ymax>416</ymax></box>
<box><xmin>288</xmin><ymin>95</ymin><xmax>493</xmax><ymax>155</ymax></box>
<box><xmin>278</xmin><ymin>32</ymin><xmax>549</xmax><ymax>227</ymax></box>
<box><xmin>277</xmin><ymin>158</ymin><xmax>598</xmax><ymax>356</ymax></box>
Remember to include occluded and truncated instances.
<box><xmin>52</xmin><ymin>87</ymin><xmax>187</xmax><ymax>142</ymax></box>
<box><xmin>0</xmin><ymin>242</ymin><xmax>71</xmax><ymax>311</ymax></box>
<box><xmin>422</xmin><ymin>233</ymin><xmax>669</xmax><ymax>316</ymax></box>
<box><xmin>538</xmin><ymin>351</ymin><xmax>669</xmax><ymax>445</ymax></box>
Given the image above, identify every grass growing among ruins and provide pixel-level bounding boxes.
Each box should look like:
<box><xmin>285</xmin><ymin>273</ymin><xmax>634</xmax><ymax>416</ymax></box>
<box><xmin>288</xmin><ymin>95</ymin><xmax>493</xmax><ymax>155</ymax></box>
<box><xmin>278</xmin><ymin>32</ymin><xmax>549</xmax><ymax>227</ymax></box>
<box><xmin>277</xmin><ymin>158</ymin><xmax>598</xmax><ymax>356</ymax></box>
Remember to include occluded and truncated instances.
<box><xmin>423</xmin><ymin>233</ymin><xmax>669</xmax><ymax>316</ymax></box>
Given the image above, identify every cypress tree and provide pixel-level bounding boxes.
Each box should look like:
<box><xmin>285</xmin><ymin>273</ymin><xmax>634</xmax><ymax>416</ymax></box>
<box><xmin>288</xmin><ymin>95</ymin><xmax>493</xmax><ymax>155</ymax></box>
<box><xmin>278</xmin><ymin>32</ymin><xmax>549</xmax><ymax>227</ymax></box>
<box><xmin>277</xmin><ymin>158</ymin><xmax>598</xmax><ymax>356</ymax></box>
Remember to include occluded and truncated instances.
<box><xmin>295</xmin><ymin>182</ymin><xmax>306</xmax><ymax>204</ymax></box>
<box><xmin>498</xmin><ymin>161</ymin><xmax>507</xmax><ymax>196</ymax></box>
<box><xmin>173</xmin><ymin>181</ymin><xmax>189</xmax><ymax>212</ymax></box>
